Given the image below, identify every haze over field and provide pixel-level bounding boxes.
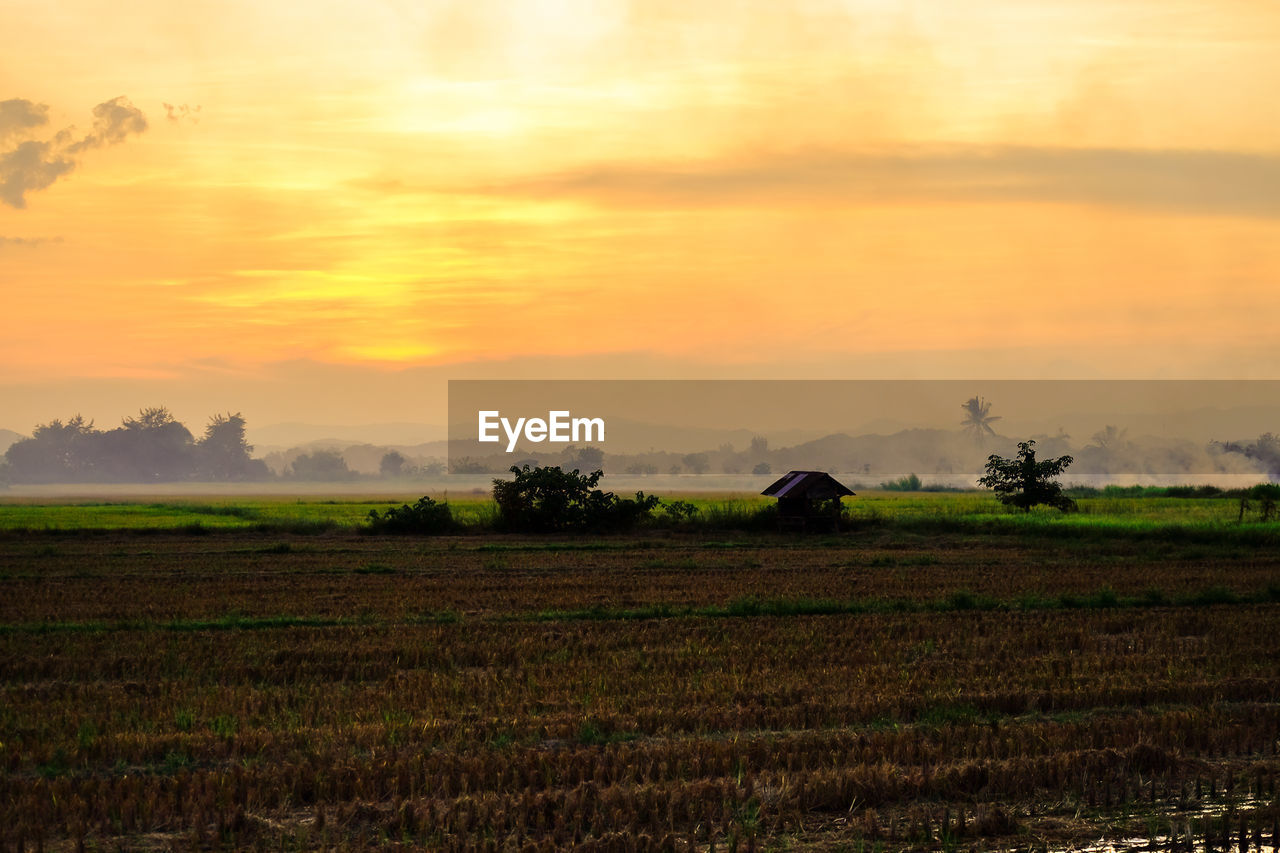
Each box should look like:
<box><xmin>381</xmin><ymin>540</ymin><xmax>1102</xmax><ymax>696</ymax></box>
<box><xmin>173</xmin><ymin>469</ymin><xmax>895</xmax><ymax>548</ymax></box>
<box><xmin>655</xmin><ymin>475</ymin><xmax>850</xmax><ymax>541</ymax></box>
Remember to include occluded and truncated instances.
<box><xmin>4</xmin><ymin>1</ymin><xmax>1280</xmax><ymax>432</ymax></box>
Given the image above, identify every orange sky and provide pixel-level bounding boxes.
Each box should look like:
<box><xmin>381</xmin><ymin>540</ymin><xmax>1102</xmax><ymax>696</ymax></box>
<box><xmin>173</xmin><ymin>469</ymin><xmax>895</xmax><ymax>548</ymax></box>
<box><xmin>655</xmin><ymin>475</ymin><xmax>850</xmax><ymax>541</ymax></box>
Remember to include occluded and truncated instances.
<box><xmin>3</xmin><ymin>0</ymin><xmax>1279</xmax><ymax>427</ymax></box>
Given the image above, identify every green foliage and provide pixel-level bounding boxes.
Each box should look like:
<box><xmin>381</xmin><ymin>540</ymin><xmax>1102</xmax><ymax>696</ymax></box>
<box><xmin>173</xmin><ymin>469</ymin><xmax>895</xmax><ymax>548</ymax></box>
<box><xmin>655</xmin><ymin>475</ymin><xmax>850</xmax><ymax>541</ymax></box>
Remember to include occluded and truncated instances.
<box><xmin>1238</xmin><ymin>483</ymin><xmax>1280</xmax><ymax>523</ymax></box>
<box><xmin>978</xmin><ymin>440</ymin><xmax>1077</xmax><ymax>512</ymax></box>
<box><xmin>365</xmin><ymin>496</ymin><xmax>455</xmax><ymax>534</ymax></box>
<box><xmin>174</xmin><ymin>708</ymin><xmax>195</xmax><ymax>732</ymax></box>
<box><xmin>881</xmin><ymin>473</ymin><xmax>923</xmax><ymax>491</ymax></box>
<box><xmin>210</xmin><ymin>713</ymin><xmax>239</xmax><ymax>737</ymax></box>
<box><xmin>492</xmin><ymin>465</ymin><xmax>659</xmax><ymax>532</ymax></box>
<box><xmin>658</xmin><ymin>499</ymin><xmax>699</xmax><ymax>523</ymax></box>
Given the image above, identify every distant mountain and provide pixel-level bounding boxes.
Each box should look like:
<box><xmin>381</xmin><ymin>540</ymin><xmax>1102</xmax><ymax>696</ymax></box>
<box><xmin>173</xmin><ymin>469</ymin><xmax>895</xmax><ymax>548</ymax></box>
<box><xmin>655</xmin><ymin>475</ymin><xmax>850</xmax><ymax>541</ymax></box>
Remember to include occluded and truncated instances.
<box><xmin>248</xmin><ymin>422</ymin><xmax>446</xmax><ymax>449</ymax></box>
<box><xmin>0</xmin><ymin>429</ymin><xmax>26</xmax><ymax>455</ymax></box>
<box><xmin>448</xmin><ymin>417</ymin><xmax>830</xmax><ymax>456</ymax></box>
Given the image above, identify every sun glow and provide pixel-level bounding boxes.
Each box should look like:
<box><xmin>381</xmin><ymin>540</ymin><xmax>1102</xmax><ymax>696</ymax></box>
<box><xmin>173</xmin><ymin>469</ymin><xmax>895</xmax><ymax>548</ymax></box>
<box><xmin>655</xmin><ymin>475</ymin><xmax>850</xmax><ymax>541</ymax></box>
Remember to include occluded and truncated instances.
<box><xmin>3</xmin><ymin>0</ymin><xmax>1280</xmax><ymax>428</ymax></box>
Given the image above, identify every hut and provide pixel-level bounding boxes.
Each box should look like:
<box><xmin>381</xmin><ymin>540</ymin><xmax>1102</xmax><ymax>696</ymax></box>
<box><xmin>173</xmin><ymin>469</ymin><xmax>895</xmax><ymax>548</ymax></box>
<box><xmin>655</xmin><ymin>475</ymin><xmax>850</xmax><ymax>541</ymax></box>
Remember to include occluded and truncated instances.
<box><xmin>761</xmin><ymin>470</ymin><xmax>856</xmax><ymax>531</ymax></box>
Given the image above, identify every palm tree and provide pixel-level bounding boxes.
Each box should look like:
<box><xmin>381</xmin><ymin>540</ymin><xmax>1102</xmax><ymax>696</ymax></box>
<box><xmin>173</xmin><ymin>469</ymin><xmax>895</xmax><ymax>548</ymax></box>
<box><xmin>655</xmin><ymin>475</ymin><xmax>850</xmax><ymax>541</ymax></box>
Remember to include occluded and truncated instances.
<box><xmin>961</xmin><ymin>396</ymin><xmax>1001</xmax><ymax>441</ymax></box>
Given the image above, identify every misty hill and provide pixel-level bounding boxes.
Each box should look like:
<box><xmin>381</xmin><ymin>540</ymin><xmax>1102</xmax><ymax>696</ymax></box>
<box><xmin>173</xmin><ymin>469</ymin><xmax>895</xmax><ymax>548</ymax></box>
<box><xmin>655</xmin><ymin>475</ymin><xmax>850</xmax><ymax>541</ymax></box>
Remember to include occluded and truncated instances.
<box><xmin>261</xmin><ymin>441</ymin><xmax>449</xmax><ymax>476</ymax></box>
<box><xmin>249</xmin><ymin>422</ymin><xmax>447</xmax><ymax>450</ymax></box>
<box><xmin>454</xmin><ymin>424</ymin><xmax>1273</xmax><ymax>486</ymax></box>
<box><xmin>0</xmin><ymin>429</ymin><xmax>26</xmax><ymax>455</ymax></box>
<box><xmin>448</xmin><ymin>417</ymin><xmax>830</xmax><ymax>456</ymax></box>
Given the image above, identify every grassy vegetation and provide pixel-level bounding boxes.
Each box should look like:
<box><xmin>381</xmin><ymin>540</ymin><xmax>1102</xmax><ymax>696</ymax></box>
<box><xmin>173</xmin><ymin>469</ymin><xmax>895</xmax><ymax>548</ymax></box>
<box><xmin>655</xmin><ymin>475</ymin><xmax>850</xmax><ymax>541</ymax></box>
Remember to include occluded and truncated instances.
<box><xmin>1</xmin><ymin>493</ymin><xmax>1278</xmax><ymax>850</ymax></box>
<box><xmin>0</xmin><ymin>489</ymin><xmax>1272</xmax><ymax>533</ymax></box>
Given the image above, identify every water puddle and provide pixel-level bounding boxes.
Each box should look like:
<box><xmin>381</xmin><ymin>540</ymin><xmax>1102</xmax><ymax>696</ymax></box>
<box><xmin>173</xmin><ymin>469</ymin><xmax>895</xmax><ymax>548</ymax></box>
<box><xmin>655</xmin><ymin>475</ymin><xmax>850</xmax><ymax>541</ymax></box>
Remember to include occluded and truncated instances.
<box><xmin>1050</xmin><ymin>795</ymin><xmax>1276</xmax><ymax>853</ymax></box>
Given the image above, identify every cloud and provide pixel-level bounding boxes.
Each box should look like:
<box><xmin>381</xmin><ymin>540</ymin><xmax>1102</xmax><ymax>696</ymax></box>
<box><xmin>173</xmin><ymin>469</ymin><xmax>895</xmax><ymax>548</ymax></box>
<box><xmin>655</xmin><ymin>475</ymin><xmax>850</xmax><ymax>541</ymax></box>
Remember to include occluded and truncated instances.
<box><xmin>0</xmin><ymin>235</ymin><xmax>63</xmax><ymax>249</ymax></box>
<box><xmin>163</xmin><ymin>102</ymin><xmax>201</xmax><ymax>124</ymax></box>
<box><xmin>0</xmin><ymin>140</ymin><xmax>76</xmax><ymax>208</ymax></box>
<box><xmin>64</xmin><ymin>96</ymin><xmax>148</xmax><ymax>154</ymax></box>
<box><xmin>0</xmin><ymin>99</ymin><xmax>49</xmax><ymax>142</ymax></box>
<box><xmin>486</xmin><ymin>145</ymin><xmax>1280</xmax><ymax>220</ymax></box>
<box><xmin>0</xmin><ymin>96</ymin><xmax>147</xmax><ymax>209</ymax></box>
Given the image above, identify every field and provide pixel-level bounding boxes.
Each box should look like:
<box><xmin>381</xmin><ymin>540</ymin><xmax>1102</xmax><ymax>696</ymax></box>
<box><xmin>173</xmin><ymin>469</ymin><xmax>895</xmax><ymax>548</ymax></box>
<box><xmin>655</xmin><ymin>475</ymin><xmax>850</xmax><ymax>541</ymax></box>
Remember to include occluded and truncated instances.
<box><xmin>2</xmin><ymin>493</ymin><xmax>1279</xmax><ymax>851</ymax></box>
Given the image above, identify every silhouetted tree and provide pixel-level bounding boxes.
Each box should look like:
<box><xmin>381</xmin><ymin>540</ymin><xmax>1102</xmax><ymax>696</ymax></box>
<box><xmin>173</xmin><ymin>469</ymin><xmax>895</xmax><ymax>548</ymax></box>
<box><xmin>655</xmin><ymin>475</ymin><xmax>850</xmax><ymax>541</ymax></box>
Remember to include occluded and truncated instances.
<box><xmin>978</xmin><ymin>440</ymin><xmax>1076</xmax><ymax>512</ymax></box>
<box><xmin>1089</xmin><ymin>424</ymin><xmax>1128</xmax><ymax>450</ymax></box>
<box><xmin>97</xmin><ymin>407</ymin><xmax>195</xmax><ymax>481</ymax></box>
<box><xmin>197</xmin><ymin>413</ymin><xmax>268</xmax><ymax>480</ymax></box>
<box><xmin>4</xmin><ymin>415</ymin><xmax>97</xmax><ymax>482</ymax></box>
<box><xmin>287</xmin><ymin>449</ymin><xmax>355</xmax><ymax>481</ymax></box>
<box><xmin>572</xmin><ymin>446</ymin><xmax>605</xmax><ymax>471</ymax></box>
<box><xmin>681</xmin><ymin>453</ymin><xmax>710</xmax><ymax>475</ymax></box>
<box><xmin>379</xmin><ymin>450</ymin><xmax>407</xmax><ymax>478</ymax></box>
<box><xmin>4</xmin><ymin>408</ymin><xmax>274</xmax><ymax>483</ymax></box>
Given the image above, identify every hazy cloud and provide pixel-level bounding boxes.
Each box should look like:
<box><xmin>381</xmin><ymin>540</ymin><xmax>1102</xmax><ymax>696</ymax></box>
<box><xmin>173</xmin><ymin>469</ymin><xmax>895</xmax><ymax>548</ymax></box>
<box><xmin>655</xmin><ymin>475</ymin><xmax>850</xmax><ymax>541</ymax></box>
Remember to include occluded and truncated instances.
<box><xmin>163</xmin><ymin>103</ymin><xmax>201</xmax><ymax>124</ymax></box>
<box><xmin>490</xmin><ymin>146</ymin><xmax>1280</xmax><ymax>219</ymax></box>
<box><xmin>0</xmin><ymin>98</ymin><xmax>49</xmax><ymax>142</ymax></box>
<box><xmin>64</xmin><ymin>96</ymin><xmax>148</xmax><ymax>154</ymax></box>
<box><xmin>0</xmin><ymin>235</ymin><xmax>63</xmax><ymax>248</ymax></box>
<box><xmin>0</xmin><ymin>96</ymin><xmax>147</xmax><ymax>209</ymax></box>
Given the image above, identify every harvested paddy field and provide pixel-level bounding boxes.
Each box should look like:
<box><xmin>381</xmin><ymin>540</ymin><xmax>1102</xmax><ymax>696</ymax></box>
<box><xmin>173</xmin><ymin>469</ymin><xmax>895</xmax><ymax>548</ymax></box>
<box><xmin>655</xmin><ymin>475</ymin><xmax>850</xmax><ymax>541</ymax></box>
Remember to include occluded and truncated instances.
<box><xmin>2</xmin><ymin>497</ymin><xmax>1279</xmax><ymax>850</ymax></box>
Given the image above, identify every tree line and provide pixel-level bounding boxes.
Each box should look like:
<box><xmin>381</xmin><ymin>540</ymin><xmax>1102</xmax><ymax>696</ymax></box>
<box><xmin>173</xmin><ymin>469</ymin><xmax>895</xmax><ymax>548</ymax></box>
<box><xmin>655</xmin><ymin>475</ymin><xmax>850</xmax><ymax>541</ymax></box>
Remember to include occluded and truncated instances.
<box><xmin>2</xmin><ymin>408</ymin><xmax>269</xmax><ymax>483</ymax></box>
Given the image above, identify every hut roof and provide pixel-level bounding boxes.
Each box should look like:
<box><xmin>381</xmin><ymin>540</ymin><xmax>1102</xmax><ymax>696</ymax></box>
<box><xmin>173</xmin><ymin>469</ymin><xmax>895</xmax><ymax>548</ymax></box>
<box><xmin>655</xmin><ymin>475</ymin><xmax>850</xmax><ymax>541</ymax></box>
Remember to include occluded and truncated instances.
<box><xmin>761</xmin><ymin>470</ymin><xmax>855</xmax><ymax>500</ymax></box>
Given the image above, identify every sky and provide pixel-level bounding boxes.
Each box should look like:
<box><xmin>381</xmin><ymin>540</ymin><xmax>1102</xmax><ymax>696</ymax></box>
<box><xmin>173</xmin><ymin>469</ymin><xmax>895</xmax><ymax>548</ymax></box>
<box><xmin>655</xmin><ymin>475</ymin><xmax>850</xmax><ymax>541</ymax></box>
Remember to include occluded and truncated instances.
<box><xmin>3</xmin><ymin>0</ymin><xmax>1279</xmax><ymax>431</ymax></box>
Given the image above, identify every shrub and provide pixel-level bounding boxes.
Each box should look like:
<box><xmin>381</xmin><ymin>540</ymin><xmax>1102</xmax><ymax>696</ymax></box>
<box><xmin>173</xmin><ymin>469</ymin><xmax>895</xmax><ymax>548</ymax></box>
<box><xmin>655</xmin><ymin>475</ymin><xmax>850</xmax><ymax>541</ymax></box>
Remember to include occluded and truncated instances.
<box><xmin>881</xmin><ymin>473</ymin><xmax>923</xmax><ymax>491</ymax></box>
<box><xmin>659</xmin><ymin>500</ymin><xmax>699</xmax><ymax>524</ymax></box>
<box><xmin>492</xmin><ymin>465</ymin><xmax>659</xmax><ymax>532</ymax></box>
<box><xmin>365</xmin><ymin>496</ymin><xmax>455</xmax><ymax>534</ymax></box>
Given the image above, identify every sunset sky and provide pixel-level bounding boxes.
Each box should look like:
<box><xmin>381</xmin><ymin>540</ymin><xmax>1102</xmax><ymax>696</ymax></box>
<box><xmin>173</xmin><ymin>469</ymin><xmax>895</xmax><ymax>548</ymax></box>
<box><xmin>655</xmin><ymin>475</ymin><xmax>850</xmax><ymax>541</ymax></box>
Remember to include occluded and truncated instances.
<box><xmin>3</xmin><ymin>0</ymin><xmax>1279</xmax><ymax>429</ymax></box>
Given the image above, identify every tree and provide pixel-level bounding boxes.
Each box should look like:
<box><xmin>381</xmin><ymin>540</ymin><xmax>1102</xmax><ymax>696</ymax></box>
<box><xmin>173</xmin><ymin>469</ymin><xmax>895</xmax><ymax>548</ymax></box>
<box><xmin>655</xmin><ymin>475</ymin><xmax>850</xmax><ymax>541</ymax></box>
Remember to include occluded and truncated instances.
<box><xmin>197</xmin><ymin>412</ymin><xmax>267</xmax><ymax>480</ymax></box>
<box><xmin>379</xmin><ymin>451</ymin><xmax>407</xmax><ymax>478</ymax></box>
<box><xmin>977</xmin><ymin>440</ymin><xmax>1076</xmax><ymax>512</ymax></box>
<box><xmin>1089</xmin><ymin>424</ymin><xmax>1128</xmax><ymax>450</ymax></box>
<box><xmin>571</xmin><ymin>446</ymin><xmax>605</xmax><ymax>471</ymax></box>
<box><xmin>102</xmin><ymin>407</ymin><xmax>195</xmax><ymax>481</ymax></box>
<box><xmin>681</xmin><ymin>453</ymin><xmax>710</xmax><ymax>475</ymax></box>
<box><xmin>752</xmin><ymin>461</ymin><xmax>772</xmax><ymax>476</ymax></box>
<box><xmin>961</xmin><ymin>396</ymin><xmax>1001</xmax><ymax>441</ymax></box>
<box><xmin>287</xmin><ymin>449</ymin><xmax>355</xmax><ymax>481</ymax></box>
<box><xmin>5</xmin><ymin>415</ymin><xmax>97</xmax><ymax>482</ymax></box>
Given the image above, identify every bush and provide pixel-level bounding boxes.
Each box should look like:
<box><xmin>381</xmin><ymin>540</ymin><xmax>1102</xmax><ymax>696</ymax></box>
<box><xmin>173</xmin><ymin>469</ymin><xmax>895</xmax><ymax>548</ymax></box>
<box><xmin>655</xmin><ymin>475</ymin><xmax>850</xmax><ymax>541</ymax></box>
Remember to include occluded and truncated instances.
<box><xmin>365</xmin><ymin>496</ymin><xmax>455</xmax><ymax>534</ymax></box>
<box><xmin>881</xmin><ymin>473</ymin><xmax>922</xmax><ymax>491</ymax></box>
<box><xmin>659</xmin><ymin>499</ymin><xmax>699</xmax><ymax>524</ymax></box>
<box><xmin>492</xmin><ymin>465</ymin><xmax>659</xmax><ymax>533</ymax></box>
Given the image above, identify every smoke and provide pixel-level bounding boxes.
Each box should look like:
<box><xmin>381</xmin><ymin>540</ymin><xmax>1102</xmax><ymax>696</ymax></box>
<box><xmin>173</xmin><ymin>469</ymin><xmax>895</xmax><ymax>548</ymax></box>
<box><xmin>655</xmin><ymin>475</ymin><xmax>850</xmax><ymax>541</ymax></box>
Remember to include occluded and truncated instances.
<box><xmin>0</xmin><ymin>96</ymin><xmax>147</xmax><ymax>209</ymax></box>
